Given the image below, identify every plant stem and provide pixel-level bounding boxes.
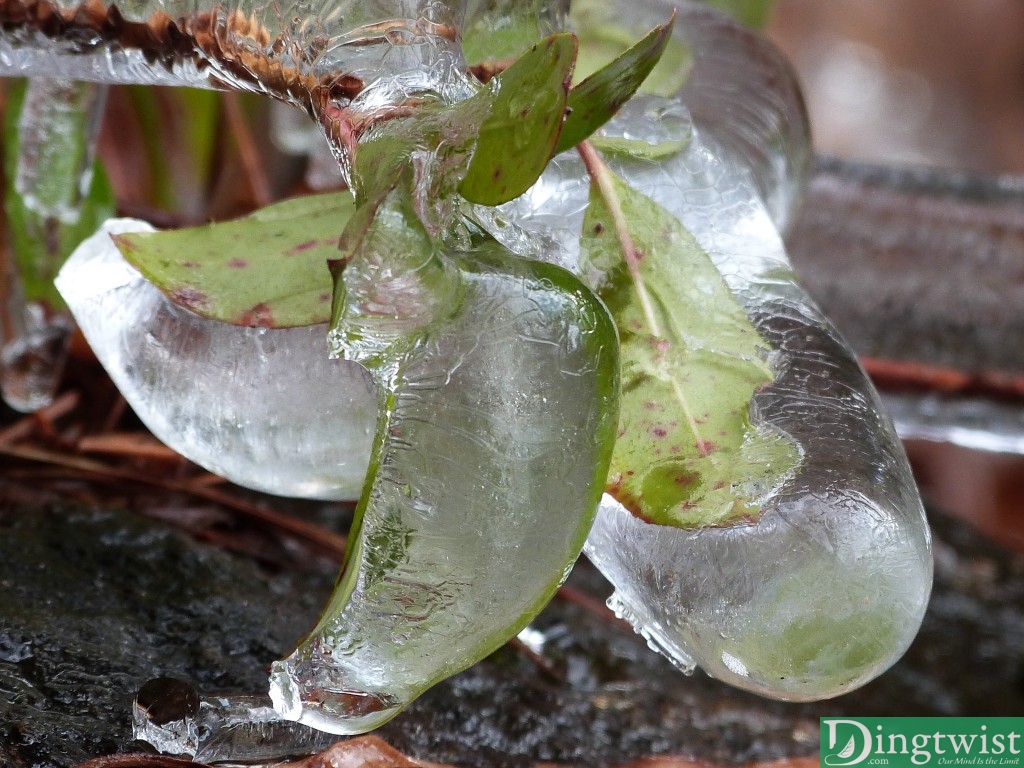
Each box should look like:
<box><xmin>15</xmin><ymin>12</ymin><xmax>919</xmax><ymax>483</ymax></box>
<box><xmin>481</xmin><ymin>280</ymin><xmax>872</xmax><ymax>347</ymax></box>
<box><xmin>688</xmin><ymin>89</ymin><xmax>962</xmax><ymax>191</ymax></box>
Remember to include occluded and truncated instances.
<box><xmin>576</xmin><ymin>139</ymin><xmax>707</xmax><ymax>449</ymax></box>
<box><xmin>576</xmin><ymin>140</ymin><xmax>661</xmax><ymax>337</ymax></box>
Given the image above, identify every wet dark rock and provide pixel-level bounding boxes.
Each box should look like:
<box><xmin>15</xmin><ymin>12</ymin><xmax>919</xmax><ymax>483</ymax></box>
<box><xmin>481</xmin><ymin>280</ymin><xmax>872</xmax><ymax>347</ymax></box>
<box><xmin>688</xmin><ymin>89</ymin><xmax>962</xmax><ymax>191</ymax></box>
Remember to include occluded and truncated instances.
<box><xmin>0</xmin><ymin>504</ymin><xmax>331</xmax><ymax>767</ymax></box>
<box><xmin>1</xmin><ymin>501</ymin><xmax>1021</xmax><ymax>767</ymax></box>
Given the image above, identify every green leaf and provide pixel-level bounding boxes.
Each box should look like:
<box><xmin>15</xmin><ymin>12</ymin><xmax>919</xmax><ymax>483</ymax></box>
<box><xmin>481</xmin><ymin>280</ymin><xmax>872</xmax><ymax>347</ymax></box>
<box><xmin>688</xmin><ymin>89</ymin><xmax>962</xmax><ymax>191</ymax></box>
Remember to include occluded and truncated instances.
<box><xmin>589</xmin><ymin>135</ymin><xmax>690</xmax><ymax>160</ymax></box>
<box><xmin>554</xmin><ymin>16</ymin><xmax>675</xmax><ymax>155</ymax></box>
<box><xmin>571</xmin><ymin>0</ymin><xmax>692</xmax><ymax>97</ymax></box>
<box><xmin>114</xmin><ymin>191</ymin><xmax>356</xmax><ymax>328</ymax></box>
<box><xmin>462</xmin><ymin>0</ymin><xmax>553</xmax><ymax>65</ymax></box>
<box><xmin>579</xmin><ymin>152</ymin><xmax>798</xmax><ymax>529</ymax></box>
<box><xmin>459</xmin><ymin>33</ymin><xmax>577</xmax><ymax>206</ymax></box>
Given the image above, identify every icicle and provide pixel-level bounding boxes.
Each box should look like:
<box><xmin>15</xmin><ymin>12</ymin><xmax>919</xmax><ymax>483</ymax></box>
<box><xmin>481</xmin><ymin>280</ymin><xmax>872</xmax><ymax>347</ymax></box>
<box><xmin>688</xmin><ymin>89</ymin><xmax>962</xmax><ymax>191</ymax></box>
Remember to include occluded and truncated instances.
<box><xmin>1</xmin><ymin>77</ymin><xmax>109</xmax><ymax>412</ymax></box>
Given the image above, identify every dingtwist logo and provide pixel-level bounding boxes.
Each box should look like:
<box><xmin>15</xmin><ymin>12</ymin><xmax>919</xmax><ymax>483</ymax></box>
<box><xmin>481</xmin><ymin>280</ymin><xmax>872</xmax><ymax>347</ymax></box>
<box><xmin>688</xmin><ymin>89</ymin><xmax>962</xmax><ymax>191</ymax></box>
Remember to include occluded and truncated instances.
<box><xmin>824</xmin><ymin>719</ymin><xmax>874</xmax><ymax>766</ymax></box>
<box><xmin>820</xmin><ymin>717</ymin><xmax>1024</xmax><ymax>768</ymax></box>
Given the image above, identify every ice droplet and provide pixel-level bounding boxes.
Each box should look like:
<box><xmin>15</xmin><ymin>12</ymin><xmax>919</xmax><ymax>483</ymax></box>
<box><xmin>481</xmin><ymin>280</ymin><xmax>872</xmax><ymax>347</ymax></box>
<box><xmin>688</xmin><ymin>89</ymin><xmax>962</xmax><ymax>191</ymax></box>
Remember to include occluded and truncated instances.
<box><xmin>55</xmin><ymin>220</ymin><xmax>377</xmax><ymax>501</ymax></box>
<box><xmin>499</xmin><ymin>92</ymin><xmax>932</xmax><ymax>701</ymax></box>
<box><xmin>0</xmin><ymin>302</ymin><xmax>73</xmax><ymax>413</ymax></box>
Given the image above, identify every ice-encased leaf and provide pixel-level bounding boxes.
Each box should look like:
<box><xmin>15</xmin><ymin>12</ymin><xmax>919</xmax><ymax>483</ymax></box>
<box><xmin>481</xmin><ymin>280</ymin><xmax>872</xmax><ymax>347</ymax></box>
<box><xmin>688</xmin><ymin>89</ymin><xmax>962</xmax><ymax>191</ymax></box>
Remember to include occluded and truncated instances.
<box><xmin>328</xmin><ymin>176</ymin><xmax>461</xmax><ymax>364</ymax></box>
<box><xmin>570</xmin><ymin>96</ymin><xmax>930</xmax><ymax>702</ymax></box>
<box><xmin>459</xmin><ymin>33</ymin><xmax>576</xmax><ymax>206</ymax></box>
<box><xmin>579</xmin><ymin>151</ymin><xmax>798</xmax><ymax>528</ymax></box>
<box><xmin>570</xmin><ymin>0</ymin><xmax>692</xmax><ymax>97</ymax></box>
<box><xmin>271</xmin><ymin>233</ymin><xmax>619</xmax><ymax>734</ymax></box>
<box><xmin>589</xmin><ymin>135</ymin><xmax>689</xmax><ymax>160</ymax></box>
<box><xmin>486</xmin><ymin>84</ymin><xmax>930</xmax><ymax>702</ymax></box>
<box><xmin>554</xmin><ymin>15</ymin><xmax>675</xmax><ymax>155</ymax></box>
<box><xmin>462</xmin><ymin>0</ymin><xmax>558</xmax><ymax>65</ymax></box>
<box><xmin>56</xmin><ymin>219</ymin><xmax>377</xmax><ymax>502</ymax></box>
<box><xmin>113</xmin><ymin>191</ymin><xmax>355</xmax><ymax>328</ymax></box>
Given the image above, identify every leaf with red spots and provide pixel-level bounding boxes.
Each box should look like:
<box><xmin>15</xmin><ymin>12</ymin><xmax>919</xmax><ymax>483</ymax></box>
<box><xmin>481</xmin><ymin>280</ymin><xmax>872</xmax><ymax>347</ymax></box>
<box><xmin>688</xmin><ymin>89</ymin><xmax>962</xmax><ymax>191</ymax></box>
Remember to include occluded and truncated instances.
<box><xmin>459</xmin><ymin>33</ymin><xmax>577</xmax><ymax>206</ymax></box>
<box><xmin>578</xmin><ymin>147</ymin><xmax>799</xmax><ymax>529</ymax></box>
<box><xmin>113</xmin><ymin>191</ymin><xmax>356</xmax><ymax>328</ymax></box>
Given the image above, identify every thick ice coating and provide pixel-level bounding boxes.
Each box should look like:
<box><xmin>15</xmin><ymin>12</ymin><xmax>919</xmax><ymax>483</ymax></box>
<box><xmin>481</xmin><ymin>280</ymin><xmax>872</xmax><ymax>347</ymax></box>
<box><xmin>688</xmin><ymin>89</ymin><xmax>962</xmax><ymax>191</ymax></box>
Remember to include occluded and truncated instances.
<box><xmin>269</xmin><ymin>242</ymin><xmax>619</xmax><ymax>734</ymax></box>
<box><xmin>495</xmin><ymin>96</ymin><xmax>933</xmax><ymax>701</ymax></box>
<box><xmin>56</xmin><ymin>220</ymin><xmax>377</xmax><ymax>500</ymax></box>
<box><xmin>0</xmin><ymin>0</ymin><xmax>470</xmax><ymax>112</ymax></box>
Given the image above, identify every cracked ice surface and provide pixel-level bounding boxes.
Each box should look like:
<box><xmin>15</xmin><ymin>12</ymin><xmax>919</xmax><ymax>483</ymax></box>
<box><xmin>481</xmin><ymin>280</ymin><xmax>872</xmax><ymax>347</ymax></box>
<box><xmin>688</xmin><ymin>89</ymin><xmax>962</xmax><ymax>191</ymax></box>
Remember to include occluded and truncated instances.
<box><xmin>497</xmin><ymin>97</ymin><xmax>933</xmax><ymax>701</ymax></box>
<box><xmin>56</xmin><ymin>220</ymin><xmax>377</xmax><ymax>500</ymax></box>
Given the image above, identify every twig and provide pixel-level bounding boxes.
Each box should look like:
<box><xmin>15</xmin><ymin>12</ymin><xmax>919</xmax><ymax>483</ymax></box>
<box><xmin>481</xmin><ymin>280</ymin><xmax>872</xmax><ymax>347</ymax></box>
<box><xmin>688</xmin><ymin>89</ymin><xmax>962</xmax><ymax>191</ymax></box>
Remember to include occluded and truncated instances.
<box><xmin>223</xmin><ymin>92</ymin><xmax>274</xmax><ymax>208</ymax></box>
<box><xmin>0</xmin><ymin>442</ymin><xmax>347</xmax><ymax>559</ymax></box>
<box><xmin>507</xmin><ymin>635</ymin><xmax>565</xmax><ymax>684</ymax></box>
<box><xmin>0</xmin><ymin>390</ymin><xmax>79</xmax><ymax>445</ymax></box>
<box><xmin>77</xmin><ymin>432</ymin><xmax>185</xmax><ymax>461</ymax></box>
<box><xmin>73</xmin><ymin>755</ymin><xmax>207</xmax><ymax>768</ymax></box>
<box><xmin>862</xmin><ymin>355</ymin><xmax>1024</xmax><ymax>400</ymax></box>
<box><xmin>102</xmin><ymin>391</ymin><xmax>129</xmax><ymax>434</ymax></box>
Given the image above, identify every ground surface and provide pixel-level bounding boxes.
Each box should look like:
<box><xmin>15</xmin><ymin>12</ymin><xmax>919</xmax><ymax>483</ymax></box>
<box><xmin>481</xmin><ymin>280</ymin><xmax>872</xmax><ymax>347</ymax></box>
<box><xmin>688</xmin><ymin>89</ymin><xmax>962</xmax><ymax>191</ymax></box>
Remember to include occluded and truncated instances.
<box><xmin>1</xmin><ymin>461</ymin><xmax>1021</xmax><ymax>767</ymax></box>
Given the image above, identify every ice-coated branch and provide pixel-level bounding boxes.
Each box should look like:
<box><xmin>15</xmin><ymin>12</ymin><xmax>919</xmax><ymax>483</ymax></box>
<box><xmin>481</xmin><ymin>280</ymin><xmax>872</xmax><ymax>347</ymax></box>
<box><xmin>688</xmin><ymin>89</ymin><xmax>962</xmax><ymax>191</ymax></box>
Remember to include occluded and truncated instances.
<box><xmin>0</xmin><ymin>0</ymin><xmax>469</xmax><ymax>113</ymax></box>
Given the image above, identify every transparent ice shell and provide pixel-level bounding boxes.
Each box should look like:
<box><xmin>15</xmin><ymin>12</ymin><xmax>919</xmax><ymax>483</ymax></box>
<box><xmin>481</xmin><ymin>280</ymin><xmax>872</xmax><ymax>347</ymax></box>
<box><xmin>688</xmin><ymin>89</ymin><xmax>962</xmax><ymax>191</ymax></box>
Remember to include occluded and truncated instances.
<box><xmin>576</xmin><ymin>0</ymin><xmax>811</xmax><ymax>234</ymax></box>
<box><xmin>668</xmin><ymin>0</ymin><xmax>811</xmax><ymax>234</ymax></box>
<box><xmin>0</xmin><ymin>298</ymin><xmax>73</xmax><ymax>412</ymax></box>
<box><xmin>269</xmin><ymin>246</ymin><xmax>619</xmax><ymax>734</ymax></box>
<box><xmin>55</xmin><ymin>219</ymin><xmax>376</xmax><ymax>500</ymax></box>
<box><xmin>496</xmin><ymin>94</ymin><xmax>932</xmax><ymax>701</ymax></box>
